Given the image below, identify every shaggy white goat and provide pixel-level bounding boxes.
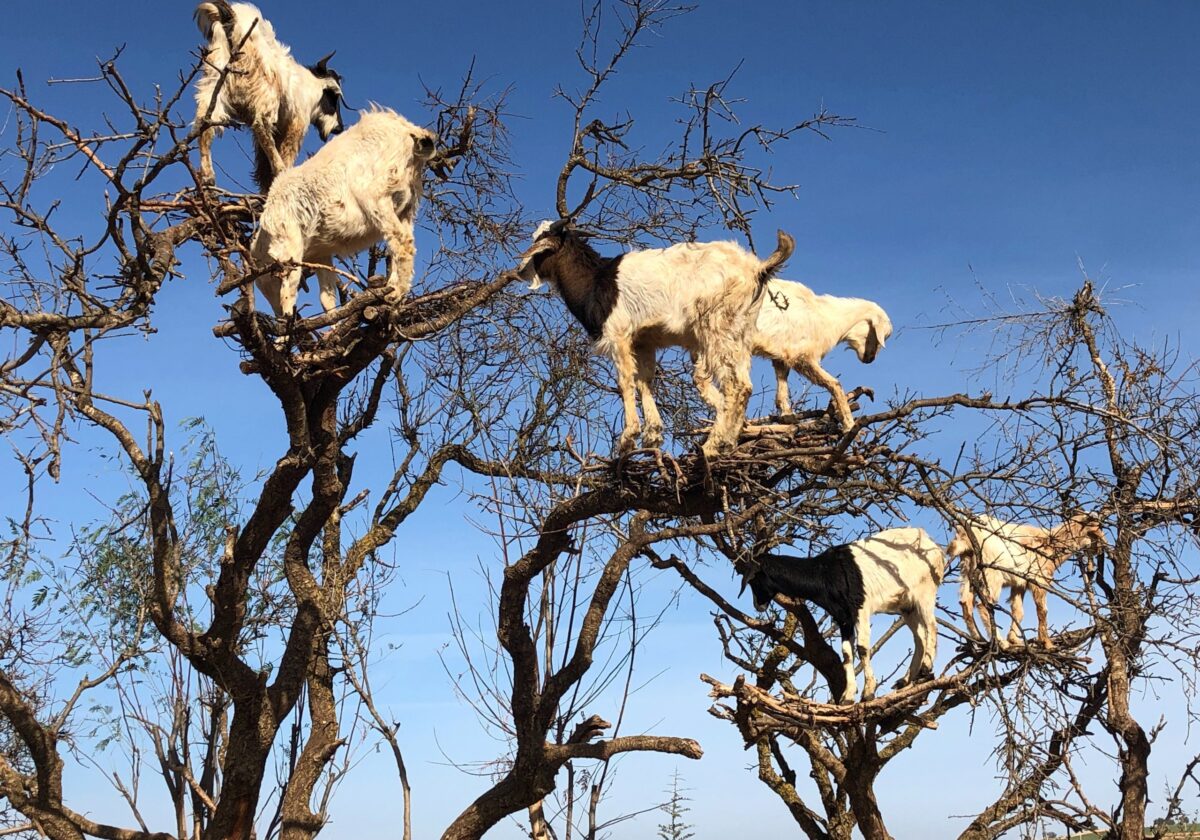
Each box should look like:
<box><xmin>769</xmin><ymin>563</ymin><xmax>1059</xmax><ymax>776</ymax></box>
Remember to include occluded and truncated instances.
<box><xmin>947</xmin><ymin>514</ymin><xmax>1106</xmax><ymax>649</ymax></box>
<box><xmin>516</xmin><ymin>220</ymin><xmax>794</xmax><ymax>457</ymax></box>
<box><xmin>741</xmin><ymin>527</ymin><xmax>945</xmax><ymax>704</ymax></box>
<box><xmin>193</xmin><ymin>1</ymin><xmax>345</xmax><ymax>190</ymax></box>
<box><xmin>752</xmin><ymin>279</ymin><xmax>892</xmax><ymax>430</ymax></box>
<box><xmin>250</xmin><ymin>107</ymin><xmax>437</xmax><ymax>317</ymax></box>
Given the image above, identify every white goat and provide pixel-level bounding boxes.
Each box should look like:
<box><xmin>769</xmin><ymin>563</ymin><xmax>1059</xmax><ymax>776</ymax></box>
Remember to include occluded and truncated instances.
<box><xmin>517</xmin><ymin>220</ymin><xmax>794</xmax><ymax>457</ymax></box>
<box><xmin>193</xmin><ymin>1</ymin><xmax>345</xmax><ymax>191</ymax></box>
<box><xmin>947</xmin><ymin>514</ymin><xmax>1106</xmax><ymax>649</ymax></box>
<box><xmin>741</xmin><ymin>528</ymin><xmax>945</xmax><ymax>704</ymax></box>
<box><xmin>250</xmin><ymin>107</ymin><xmax>437</xmax><ymax>317</ymax></box>
<box><xmin>752</xmin><ymin>279</ymin><xmax>892</xmax><ymax>430</ymax></box>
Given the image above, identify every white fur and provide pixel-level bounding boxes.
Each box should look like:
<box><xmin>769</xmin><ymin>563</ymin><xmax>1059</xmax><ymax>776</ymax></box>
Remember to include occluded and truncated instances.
<box><xmin>947</xmin><ymin>514</ymin><xmax>1105</xmax><ymax>649</ymax></box>
<box><xmin>840</xmin><ymin>528</ymin><xmax>944</xmax><ymax>703</ymax></box>
<box><xmin>250</xmin><ymin>107</ymin><xmax>437</xmax><ymax>317</ymax></box>
<box><xmin>752</xmin><ymin>279</ymin><xmax>892</xmax><ymax>430</ymax></box>
<box><xmin>519</xmin><ymin>225</ymin><xmax>793</xmax><ymax>457</ymax></box>
<box><xmin>193</xmin><ymin>1</ymin><xmax>342</xmax><ymax>187</ymax></box>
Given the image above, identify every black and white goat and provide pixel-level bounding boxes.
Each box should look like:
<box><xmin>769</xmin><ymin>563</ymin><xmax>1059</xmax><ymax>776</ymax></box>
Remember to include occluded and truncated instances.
<box><xmin>752</xmin><ymin>279</ymin><xmax>892</xmax><ymax>430</ymax></box>
<box><xmin>250</xmin><ymin>107</ymin><xmax>437</xmax><ymax>317</ymax></box>
<box><xmin>947</xmin><ymin>514</ymin><xmax>1106</xmax><ymax>649</ymax></box>
<box><xmin>740</xmin><ymin>528</ymin><xmax>944</xmax><ymax>703</ymax></box>
<box><xmin>193</xmin><ymin>1</ymin><xmax>345</xmax><ymax>191</ymax></box>
<box><xmin>517</xmin><ymin>221</ymin><xmax>795</xmax><ymax>457</ymax></box>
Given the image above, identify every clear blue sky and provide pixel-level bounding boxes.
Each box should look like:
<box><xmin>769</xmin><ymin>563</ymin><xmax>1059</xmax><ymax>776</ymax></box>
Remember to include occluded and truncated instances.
<box><xmin>3</xmin><ymin>2</ymin><xmax>1200</xmax><ymax>837</ymax></box>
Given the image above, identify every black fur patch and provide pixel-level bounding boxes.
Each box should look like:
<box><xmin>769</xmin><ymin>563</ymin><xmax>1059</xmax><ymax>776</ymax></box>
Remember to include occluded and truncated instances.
<box><xmin>753</xmin><ymin>545</ymin><xmax>865</xmax><ymax>640</ymax></box>
<box><xmin>535</xmin><ymin>235</ymin><xmax>621</xmax><ymax>340</ymax></box>
<box><xmin>862</xmin><ymin>324</ymin><xmax>879</xmax><ymax>363</ymax></box>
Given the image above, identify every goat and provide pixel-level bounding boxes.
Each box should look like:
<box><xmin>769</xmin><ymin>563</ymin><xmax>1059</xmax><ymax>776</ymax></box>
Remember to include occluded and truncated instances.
<box><xmin>193</xmin><ymin>1</ymin><xmax>346</xmax><ymax>191</ymax></box>
<box><xmin>516</xmin><ymin>220</ymin><xmax>795</xmax><ymax>457</ymax></box>
<box><xmin>249</xmin><ymin>107</ymin><xmax>437</xmax><ymax>317</ymax></box>
<box><xmin>740</xmin><ymin>528</ymin><xmax>944</xmax><ymax>704</ymax></box>
<box><xmin>752</xmin><ymin>279</ymin><xmax>892</xmax><ymax>430</ymax></box>
<box><xmin>947</xmin><ymin>513</ymin><xmax>1105</xmax><ymax>649</ymax></box>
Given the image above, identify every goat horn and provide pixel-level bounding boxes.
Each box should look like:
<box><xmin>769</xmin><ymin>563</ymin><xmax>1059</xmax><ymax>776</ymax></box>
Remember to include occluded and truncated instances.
<box><xmin>315</xmin><ymin>51</ymin><xmax>335</xmax><ymax>71</ymax></box>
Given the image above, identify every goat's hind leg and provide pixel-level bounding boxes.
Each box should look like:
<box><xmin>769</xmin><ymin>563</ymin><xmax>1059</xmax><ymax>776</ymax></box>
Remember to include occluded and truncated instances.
<box><xmin>251</xmin><ymin>119</ymin><xmax>289</xmax><ymax>185</ymax></box>
<box><xmin>634</xmin><ymin>344</ymin><xmax>664</xmax><ymax>448</ymax></box>
<box><xmin>701</xmin><ymin>340</ymin><xmax>752</xmax><ymax>457</ymax></box>
<box><xmin>1032</xmin><ymin>584</ymin><xmax>1054</xmax><ymax>648</ymax></box>
<box><xmin>895</xmin><ymin>609</ymin><xmax>933</xmax><ymax>689</ymax></box>
<box><xmin>1005</xmin><ymin>587</ymin><xmax>1026</xmax><ymax>649</ymax></box>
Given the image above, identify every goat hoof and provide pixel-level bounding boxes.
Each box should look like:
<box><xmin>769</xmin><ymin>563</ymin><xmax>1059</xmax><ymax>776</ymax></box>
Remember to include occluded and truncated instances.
<box><xmin>641</xmin><ymin>427</ymin><xmax>664</xmax><ymax>448</ymax></box>
<box><xmin>701</xmin><ymin>438</ymin><xmax>732</xmax><ymax>459</ymax></box>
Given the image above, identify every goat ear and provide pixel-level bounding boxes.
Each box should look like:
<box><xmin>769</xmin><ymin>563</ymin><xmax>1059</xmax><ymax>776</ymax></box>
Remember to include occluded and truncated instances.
<box><xmin>515</xmin><ymin>236</ymin><xmax>560</xmax><ymax>287</ymax></box>
<box><xmin>866</xmin><ymin>321</ymin><xmax>882</xmax><ymax>354</ymax></box>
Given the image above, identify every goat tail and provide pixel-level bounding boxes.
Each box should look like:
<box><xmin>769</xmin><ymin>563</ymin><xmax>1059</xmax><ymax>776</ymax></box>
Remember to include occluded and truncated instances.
<box><xmin>195</xmin><ymin>1</ymin><xmax>235</xmax><ymax>43</ymax></box>
<box><xmin>756</xmin><ymin>229</ymin><xmax>796</xmax><ymax>286</ymax></box>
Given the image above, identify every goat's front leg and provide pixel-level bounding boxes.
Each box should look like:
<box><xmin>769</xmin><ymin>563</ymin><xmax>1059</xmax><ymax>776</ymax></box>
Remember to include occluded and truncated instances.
<box><xmin>315</xmin><ymin>267</ymin><xmax>340</xmax><ymax>313</ymax></box>
<box><xmin>856</xmin><ymin>611</ymin><xmax>877</xmax><ymax>701</ymax></box>
<box><xmin>634</xmin><ymin>344</ymin><xmax>664</xmax><ymax>448</ymax></box>
<box><xmin>796</xmin><ymin>357</ymin><xmax>854</xmax><ymax>431</ymax></box>
<box><xmin>275</xmin><ymin>264</ymin><xmax>306</xmax><ymax>319</ymax></box>
<box><xmin>611</xmin><ymin>338</ymin><xmax>641</xmax><ymax>454</ymax></box>
<box><xmin>772</xmin><ymin>360</ymin><xmax>792</xmax><ymax>415</ymax></box>
<box><xmin>197</xmin><ymin>124</ymin><xmax>216</xmax><ymax>185</ymax></box>
<box><xmin>368</xmin><ymin>203</ymin><xmax>417</xmax><ymax>300</ymax></box>
<box><xmin>837</xmin><ymin>629</ymin><xmax>857</xmax><ymax>705</ymax></box>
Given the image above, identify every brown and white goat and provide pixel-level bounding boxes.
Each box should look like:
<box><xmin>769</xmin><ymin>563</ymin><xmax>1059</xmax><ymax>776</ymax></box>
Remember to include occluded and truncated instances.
<box><xmin>947</xmin><ymin>514</ymin><xmax>1106</xmax><ymax>649</ymax></box>
<box><xmin>193</xmin><ymin>1</ymin><xmax>345</xmax><ymax>191</ymax></box>
<box><xmin>516</xmin><ymin>221</ymin><xmax>795</xmax><ymax>457</ymax></box>
<box><xmin>250</xmin><ymin>107</ymin><xmax>436</xmax><ymax>317</ymax></box>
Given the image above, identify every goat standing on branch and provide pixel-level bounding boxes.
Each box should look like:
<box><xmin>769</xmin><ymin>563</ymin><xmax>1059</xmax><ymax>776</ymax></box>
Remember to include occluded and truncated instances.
<box><xmin>250</xmin><ymin>107</ymin><xmax>437</xmax><ymax>317</ymax></box>
<box><xmin>740</xmin><ymin>528</ymin><xmax>945</xmax><ymax>704</ymax></box>
<box><xmin>948</xmin><ymin>514</ymin><xmax>1106</xmax><ymax>649</ymax></box>
<box><xmin>752</xmin><ymin>279</ymin><xmax>892</xmax><ymax>430</ymax></box>
<box><xmin>193</xmin><ymin>0</ymin><xmax>346</xmax><ymax>190</ymax></box>
<box><xmin>517</xmin><ymin>220</ymin><xmax>794</xmax><ymax>457</ymax></box>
